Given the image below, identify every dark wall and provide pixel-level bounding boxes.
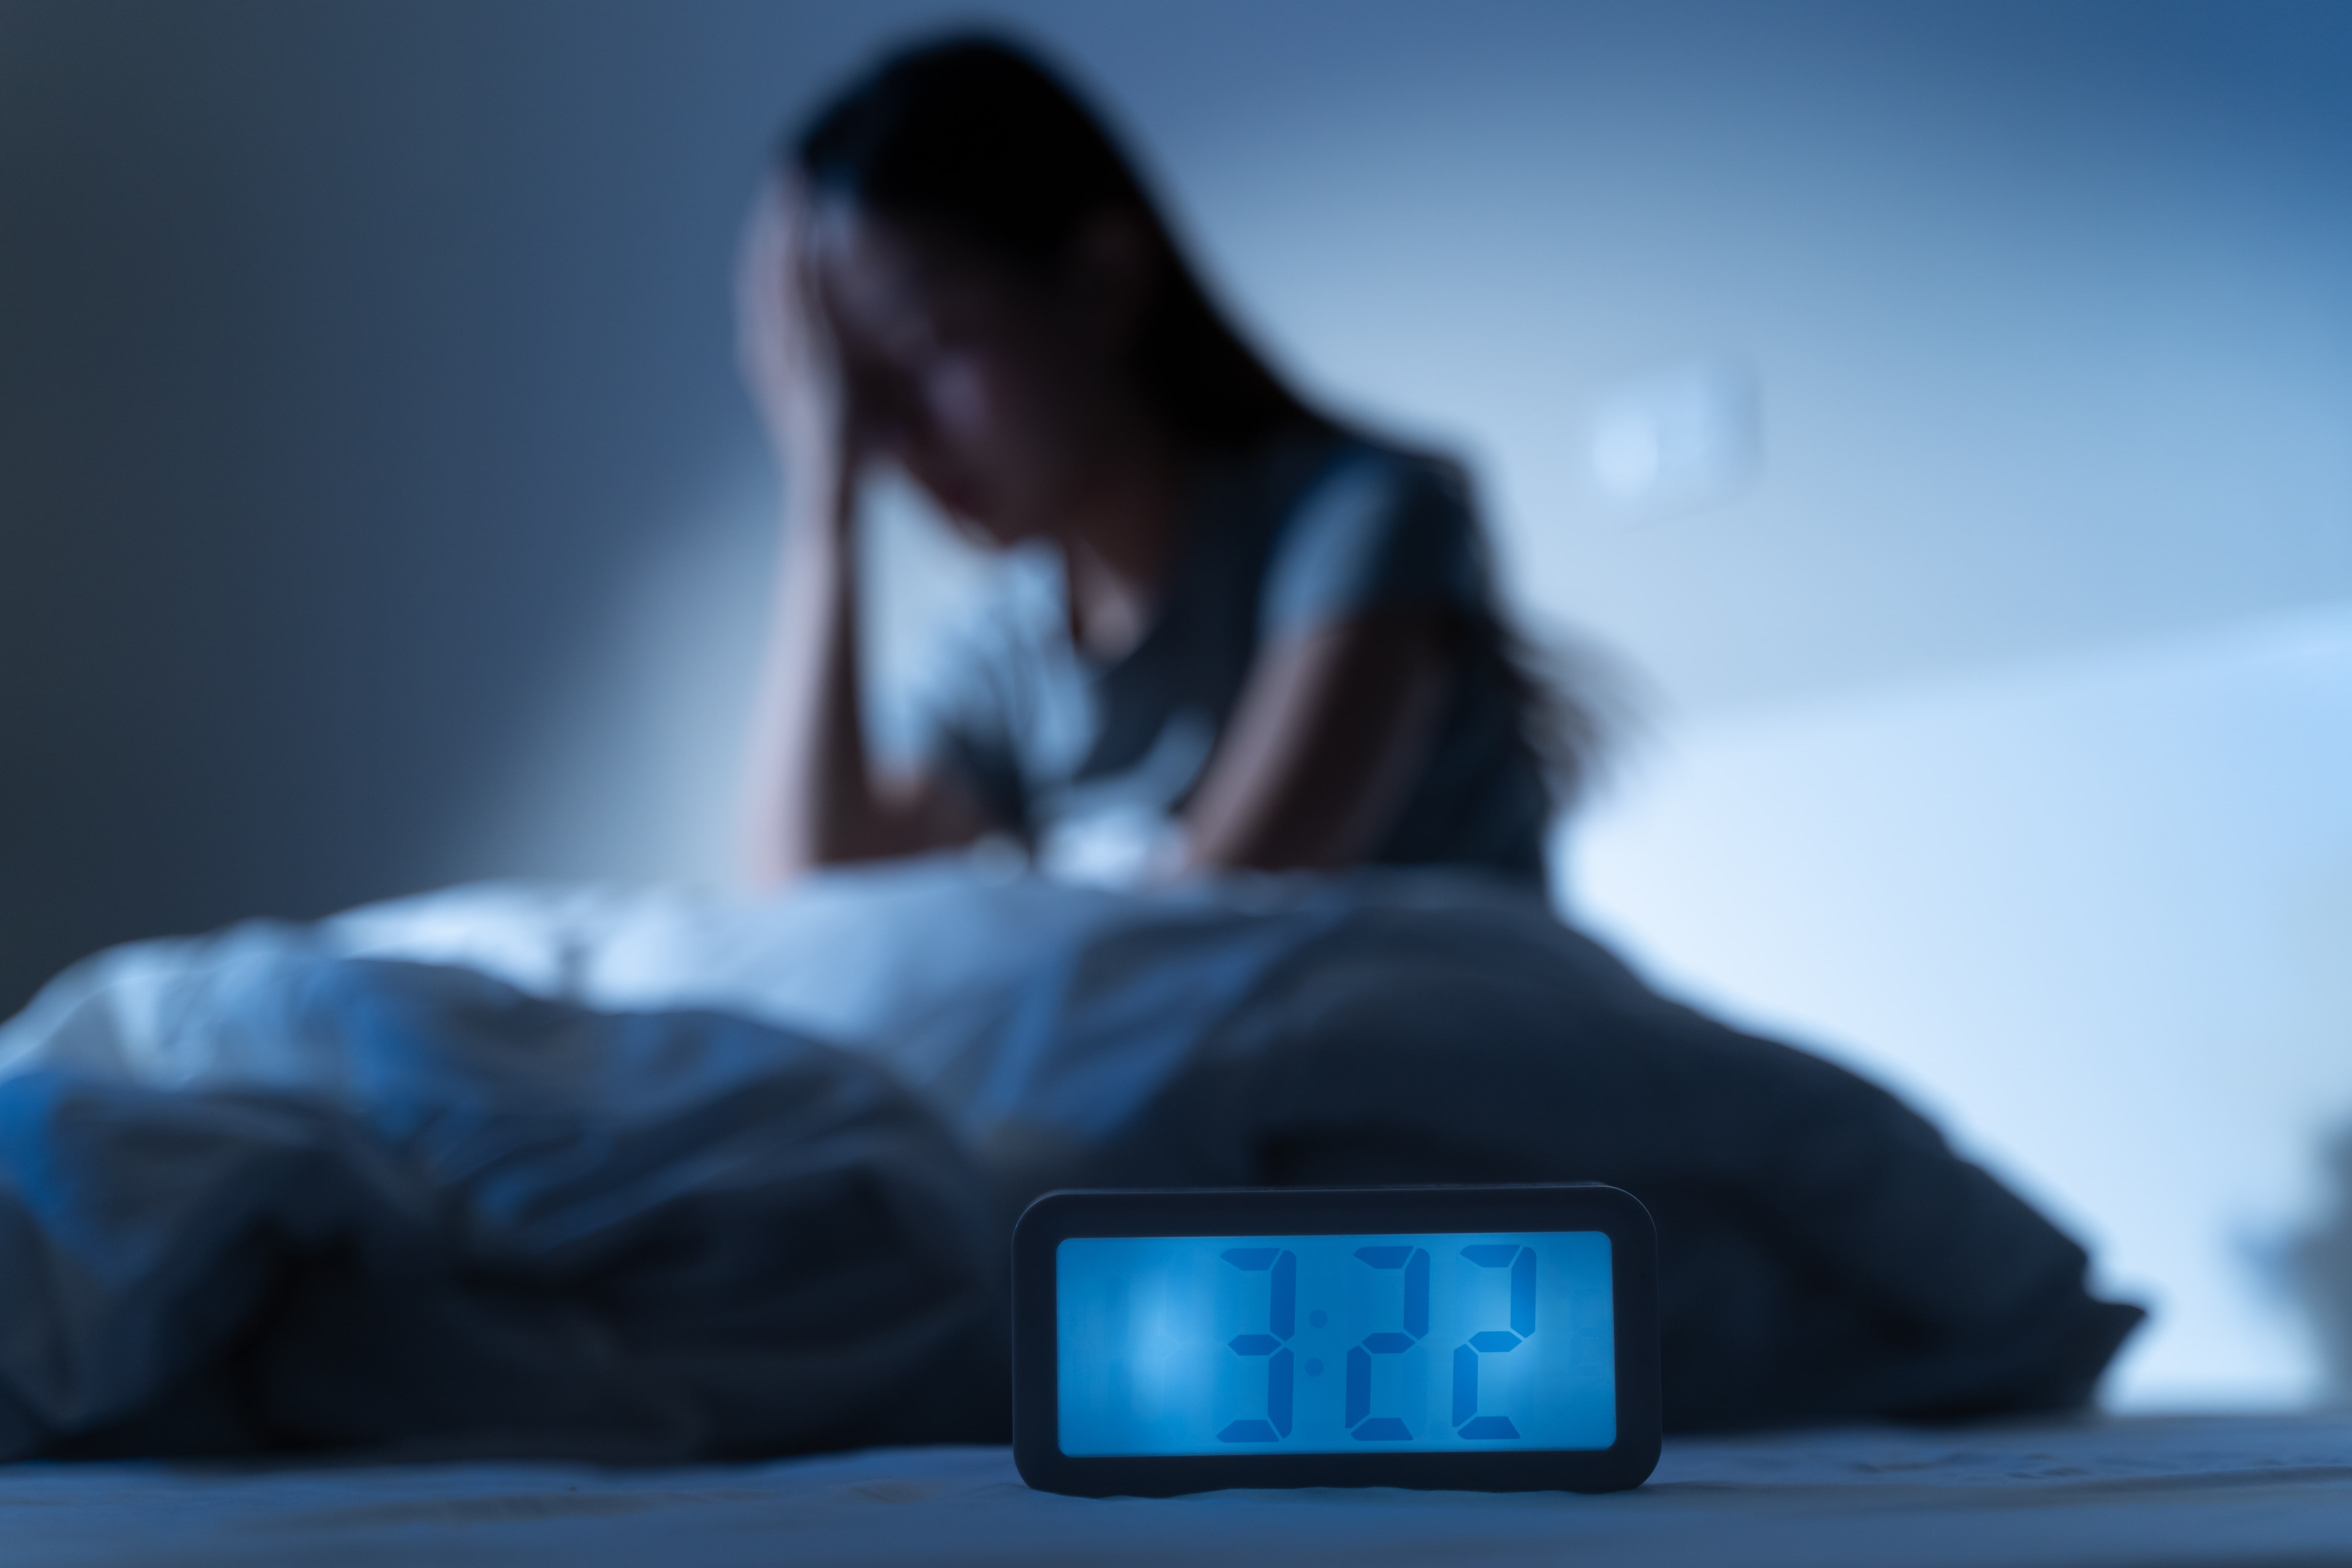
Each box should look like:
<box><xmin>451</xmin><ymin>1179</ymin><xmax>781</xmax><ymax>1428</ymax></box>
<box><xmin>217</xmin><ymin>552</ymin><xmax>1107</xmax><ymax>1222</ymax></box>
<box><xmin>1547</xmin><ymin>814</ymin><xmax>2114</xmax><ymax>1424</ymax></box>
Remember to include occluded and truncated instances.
<box><xmin>0</xmin><ymin>0</ymin><xmax>877</xmax><ymax>1008</ymax></box>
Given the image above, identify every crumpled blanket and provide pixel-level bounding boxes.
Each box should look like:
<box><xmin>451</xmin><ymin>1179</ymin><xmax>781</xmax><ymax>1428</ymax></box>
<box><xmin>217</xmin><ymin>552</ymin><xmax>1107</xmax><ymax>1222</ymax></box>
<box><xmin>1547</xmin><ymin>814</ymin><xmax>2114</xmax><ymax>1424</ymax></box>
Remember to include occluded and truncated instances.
<box><xmin>0</xmin><ymin>861</ymin><xmax>2141</xmax><ymax>1459</ymax></box>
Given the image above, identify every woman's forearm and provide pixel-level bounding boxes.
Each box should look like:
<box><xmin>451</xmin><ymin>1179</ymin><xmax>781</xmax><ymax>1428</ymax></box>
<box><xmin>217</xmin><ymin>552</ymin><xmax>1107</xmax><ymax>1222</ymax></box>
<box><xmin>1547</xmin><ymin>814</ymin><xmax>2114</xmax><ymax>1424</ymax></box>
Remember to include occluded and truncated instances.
<box><xmin>743</xmin><ymin>478</ymin><xmax>889</xmax><ymax>884</ymax></box>
<box><xmin>740</xmin><ymin>182</ymin><xmax>933</xmax><ymax>882</ymax></box>
<box><xmin>1181</xmin><ymin>611</ymin><xmax>1456</xmax><ymax>874</ymax></box>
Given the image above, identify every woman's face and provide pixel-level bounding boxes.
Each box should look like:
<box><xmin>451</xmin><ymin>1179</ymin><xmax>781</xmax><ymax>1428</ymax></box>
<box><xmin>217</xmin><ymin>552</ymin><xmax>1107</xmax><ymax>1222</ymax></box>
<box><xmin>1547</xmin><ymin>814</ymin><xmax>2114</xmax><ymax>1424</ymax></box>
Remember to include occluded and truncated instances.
<box><xmin>808</xmin><ymin>199</ymin><xmax>1142</xmax><ymax>549</ymax></box>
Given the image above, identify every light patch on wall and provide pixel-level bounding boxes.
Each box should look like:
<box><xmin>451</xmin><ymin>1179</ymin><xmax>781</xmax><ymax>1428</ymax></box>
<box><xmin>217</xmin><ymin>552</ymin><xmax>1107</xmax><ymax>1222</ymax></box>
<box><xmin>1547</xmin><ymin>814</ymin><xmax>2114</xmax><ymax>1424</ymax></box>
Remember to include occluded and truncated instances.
<box><xmin>1586</xmin><ymin>357</ymin><xmax>1764</xmax><ymax>522</ymax></box>
<box><xmin>464</xmin><ymin>474</ymin><xmax>781</xmax><ymax>888</ymax></box>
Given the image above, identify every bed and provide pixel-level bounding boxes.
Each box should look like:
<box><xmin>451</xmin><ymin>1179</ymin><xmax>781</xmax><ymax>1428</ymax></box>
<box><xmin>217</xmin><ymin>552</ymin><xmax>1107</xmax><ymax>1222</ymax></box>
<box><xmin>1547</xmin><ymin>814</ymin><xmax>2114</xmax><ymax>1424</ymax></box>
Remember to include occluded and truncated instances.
<box><xmin>0</xmin><ymin>863</ymin><xmax>2146</xmax><ymax>1471</ymax></box>
<box><xmin>5</xmin><ymin>1412</ymin><xmax>2347</xmax><ymax>1566</ymax></box>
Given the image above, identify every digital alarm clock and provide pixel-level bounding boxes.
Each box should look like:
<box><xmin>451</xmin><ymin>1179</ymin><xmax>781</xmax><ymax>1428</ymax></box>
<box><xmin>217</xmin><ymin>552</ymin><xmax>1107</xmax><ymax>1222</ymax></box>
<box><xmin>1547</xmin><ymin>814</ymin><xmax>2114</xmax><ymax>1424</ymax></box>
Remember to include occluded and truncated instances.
<box><xmin>1012</xmin><ymin>1184</ymin><xmax>1660</xmax><ymax>1496</ymax></box>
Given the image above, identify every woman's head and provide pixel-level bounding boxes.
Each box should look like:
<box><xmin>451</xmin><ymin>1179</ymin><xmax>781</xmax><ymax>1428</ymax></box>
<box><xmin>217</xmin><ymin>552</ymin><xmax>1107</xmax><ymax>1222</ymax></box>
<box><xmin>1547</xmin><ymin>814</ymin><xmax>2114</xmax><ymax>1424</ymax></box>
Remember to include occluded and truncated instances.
<box><xmin>783</xmin><ymin>35</ymin><xmax>1315</xmax><ymax>544</ymax></box>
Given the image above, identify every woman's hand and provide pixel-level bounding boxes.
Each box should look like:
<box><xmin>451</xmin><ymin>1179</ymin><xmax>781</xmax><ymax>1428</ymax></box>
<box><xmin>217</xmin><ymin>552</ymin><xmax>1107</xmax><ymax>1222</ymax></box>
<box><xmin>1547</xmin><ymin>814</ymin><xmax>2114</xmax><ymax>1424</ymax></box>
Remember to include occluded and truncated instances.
<box><xmin>735</xmin><ymin>181</ymin><xmax>855</xmax><ymax>533</ymax></box>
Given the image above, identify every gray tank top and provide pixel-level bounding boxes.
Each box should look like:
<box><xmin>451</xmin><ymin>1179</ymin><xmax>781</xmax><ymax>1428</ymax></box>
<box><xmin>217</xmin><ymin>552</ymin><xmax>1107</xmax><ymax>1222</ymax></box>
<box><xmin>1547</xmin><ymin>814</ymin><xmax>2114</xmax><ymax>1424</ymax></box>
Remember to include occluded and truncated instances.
<box><xmin>907</xmin><ymin>430</ymin><xmax>1551</xmax><ymax>886</ymax></box>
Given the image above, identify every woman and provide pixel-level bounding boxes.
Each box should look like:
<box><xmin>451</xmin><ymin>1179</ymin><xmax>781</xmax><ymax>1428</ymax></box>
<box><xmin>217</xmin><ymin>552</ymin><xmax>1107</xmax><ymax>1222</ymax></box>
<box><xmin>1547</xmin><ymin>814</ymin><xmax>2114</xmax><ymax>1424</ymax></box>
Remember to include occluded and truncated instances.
<box><xmin>740</xmin><ymin>35</ymin><xmax>1582</xmax><ymax>889</ymax></box>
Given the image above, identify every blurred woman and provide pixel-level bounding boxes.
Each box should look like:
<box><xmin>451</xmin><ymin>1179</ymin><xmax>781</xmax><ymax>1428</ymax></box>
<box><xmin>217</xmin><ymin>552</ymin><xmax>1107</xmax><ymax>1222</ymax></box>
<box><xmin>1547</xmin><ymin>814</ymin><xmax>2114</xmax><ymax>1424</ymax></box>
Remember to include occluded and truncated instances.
<box><xmin>741</xmin><ymin>35</ymin><xmax>1585</xmax><ymax>889</ymax></box>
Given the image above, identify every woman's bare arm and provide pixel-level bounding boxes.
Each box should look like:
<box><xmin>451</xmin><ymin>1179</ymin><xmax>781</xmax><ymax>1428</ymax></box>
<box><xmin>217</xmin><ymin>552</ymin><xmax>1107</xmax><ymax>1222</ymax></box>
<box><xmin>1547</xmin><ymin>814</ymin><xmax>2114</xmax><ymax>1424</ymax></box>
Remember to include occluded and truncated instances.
<box><xmin>1181</xmin><ymin>608</ymin><xmax>1456</xmax><ymax>872</ymax></box>
<box><xmin>736</xmin><ymin>188</ymin><xmax>992</xmax><ymax>885</ymax></box>
<box><xmin>741</xmin><ymin>508</ymin><xmax>995</xmax><ymax>884</ymax></box>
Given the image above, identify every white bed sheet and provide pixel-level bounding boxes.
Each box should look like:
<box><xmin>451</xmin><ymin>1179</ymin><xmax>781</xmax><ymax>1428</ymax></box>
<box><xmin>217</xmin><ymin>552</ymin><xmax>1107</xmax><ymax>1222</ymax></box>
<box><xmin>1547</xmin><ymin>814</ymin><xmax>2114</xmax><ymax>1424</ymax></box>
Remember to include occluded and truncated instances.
<box><xmin>3</xmin><ymin>1413</ymin><xmax>2346</xmax><ymax>1568</ymax></box>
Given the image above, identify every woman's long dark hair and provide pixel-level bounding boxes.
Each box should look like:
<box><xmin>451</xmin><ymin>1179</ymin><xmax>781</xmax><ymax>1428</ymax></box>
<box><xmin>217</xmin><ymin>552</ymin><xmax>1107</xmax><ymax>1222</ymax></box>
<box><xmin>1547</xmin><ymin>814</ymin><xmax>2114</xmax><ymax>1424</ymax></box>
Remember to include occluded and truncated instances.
<box><xmin>789</xmin><ymin>35</ymin><xmax>1317</xmax><ymax>449</ymax></box>
<box><xmin>785</xmin><ymin>34</ymin><xmax>1607</xmax><ymax>812</ymax></box>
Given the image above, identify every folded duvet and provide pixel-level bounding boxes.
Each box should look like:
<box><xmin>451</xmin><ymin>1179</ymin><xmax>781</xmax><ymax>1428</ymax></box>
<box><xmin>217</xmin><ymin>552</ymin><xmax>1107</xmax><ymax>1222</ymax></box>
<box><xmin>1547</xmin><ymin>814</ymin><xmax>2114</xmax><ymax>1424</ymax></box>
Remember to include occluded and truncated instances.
<box><xmin>0</xmin><ymin>861</ymin><xmax>2140</xmax><ymax>1458</ymax></box>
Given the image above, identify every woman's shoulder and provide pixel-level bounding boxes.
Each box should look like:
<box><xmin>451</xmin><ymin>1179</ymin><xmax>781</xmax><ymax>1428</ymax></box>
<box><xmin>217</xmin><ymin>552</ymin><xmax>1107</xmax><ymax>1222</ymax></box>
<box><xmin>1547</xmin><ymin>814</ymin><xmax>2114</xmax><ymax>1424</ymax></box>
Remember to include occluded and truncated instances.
<box><xmin>1229</xmin><ymin>423</ymin><xmax>1470</xmax><ymax>516</ymax></box>
<box><xmin>1255</xmin><ymin>426</ymin><xmax>1485</xmax><ymax>634</ymax></box>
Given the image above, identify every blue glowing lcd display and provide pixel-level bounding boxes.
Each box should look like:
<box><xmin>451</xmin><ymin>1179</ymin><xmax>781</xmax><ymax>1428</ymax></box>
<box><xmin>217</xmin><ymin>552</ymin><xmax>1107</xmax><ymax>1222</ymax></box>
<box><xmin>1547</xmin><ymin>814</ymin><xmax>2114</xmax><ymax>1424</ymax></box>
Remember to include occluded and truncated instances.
<box><xmin>1056</xmin><ymin>1232</ymin><xmax>1613</xmax><ymax>1457</ymax></box>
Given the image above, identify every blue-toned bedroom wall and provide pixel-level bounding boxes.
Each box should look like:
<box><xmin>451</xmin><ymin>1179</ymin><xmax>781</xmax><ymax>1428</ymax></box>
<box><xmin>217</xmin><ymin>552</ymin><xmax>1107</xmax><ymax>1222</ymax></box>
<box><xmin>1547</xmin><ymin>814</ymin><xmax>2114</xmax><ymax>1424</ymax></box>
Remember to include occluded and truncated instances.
<box><xmin>2</xmin><ymin>0</ymin><xmax>2346</xmax><ymax>1407</ymax></box>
